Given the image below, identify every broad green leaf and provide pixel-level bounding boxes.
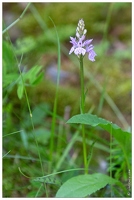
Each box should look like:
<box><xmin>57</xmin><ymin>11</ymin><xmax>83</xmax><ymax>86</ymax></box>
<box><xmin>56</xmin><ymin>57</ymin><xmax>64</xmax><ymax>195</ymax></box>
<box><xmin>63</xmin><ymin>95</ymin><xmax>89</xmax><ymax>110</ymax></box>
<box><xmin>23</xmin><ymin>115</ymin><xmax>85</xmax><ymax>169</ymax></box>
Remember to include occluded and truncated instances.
<box><xmin>67</xmin><ymin>114</ymin><xmax>131</xmax><ymax>154</ymax></box>
<box><xmin>56</xmin><ymin>173</ymin><xmax>117</xmax><ymax>198</ymax></box>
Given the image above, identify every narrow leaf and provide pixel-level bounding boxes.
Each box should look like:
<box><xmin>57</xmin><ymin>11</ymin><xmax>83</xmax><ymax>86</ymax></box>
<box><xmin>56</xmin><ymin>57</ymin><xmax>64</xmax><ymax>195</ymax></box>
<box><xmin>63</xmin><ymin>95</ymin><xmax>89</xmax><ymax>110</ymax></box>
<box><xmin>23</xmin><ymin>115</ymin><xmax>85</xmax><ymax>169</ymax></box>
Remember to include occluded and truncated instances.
<box><xmin>17</xmin><ymin>84</ymin><xmax>24</xmax><ymax>99</ymax></box>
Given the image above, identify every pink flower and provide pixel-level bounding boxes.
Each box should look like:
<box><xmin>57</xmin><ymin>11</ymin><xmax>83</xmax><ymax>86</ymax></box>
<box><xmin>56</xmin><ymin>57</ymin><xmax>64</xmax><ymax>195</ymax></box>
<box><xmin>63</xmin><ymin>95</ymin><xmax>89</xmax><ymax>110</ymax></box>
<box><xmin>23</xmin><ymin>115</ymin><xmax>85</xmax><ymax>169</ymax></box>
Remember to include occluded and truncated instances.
<box><xmin>69</xmin><ymin>19</ymin><xmax>97</xmax><ymax>62</ymax></box>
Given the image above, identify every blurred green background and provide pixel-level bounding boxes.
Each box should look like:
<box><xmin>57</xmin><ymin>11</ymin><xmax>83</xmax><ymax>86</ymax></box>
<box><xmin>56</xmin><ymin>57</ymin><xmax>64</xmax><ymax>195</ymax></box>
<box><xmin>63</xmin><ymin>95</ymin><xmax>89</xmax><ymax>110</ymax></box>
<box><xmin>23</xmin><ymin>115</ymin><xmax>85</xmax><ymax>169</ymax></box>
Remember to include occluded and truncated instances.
<box><xmin>3</xmin><ymin>2</ymin><xmax>131</xmax><ymax>197</ymax></box>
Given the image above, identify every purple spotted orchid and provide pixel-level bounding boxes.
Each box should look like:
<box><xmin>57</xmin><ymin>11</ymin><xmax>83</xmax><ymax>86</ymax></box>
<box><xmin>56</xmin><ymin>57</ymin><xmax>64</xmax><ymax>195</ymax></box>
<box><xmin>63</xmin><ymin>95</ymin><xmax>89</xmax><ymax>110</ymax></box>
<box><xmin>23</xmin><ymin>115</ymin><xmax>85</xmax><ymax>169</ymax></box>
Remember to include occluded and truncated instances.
<box><xmin>69</xmin><ymin>19</ymin><xmax>97</xmax><ymax>62</ymax></box>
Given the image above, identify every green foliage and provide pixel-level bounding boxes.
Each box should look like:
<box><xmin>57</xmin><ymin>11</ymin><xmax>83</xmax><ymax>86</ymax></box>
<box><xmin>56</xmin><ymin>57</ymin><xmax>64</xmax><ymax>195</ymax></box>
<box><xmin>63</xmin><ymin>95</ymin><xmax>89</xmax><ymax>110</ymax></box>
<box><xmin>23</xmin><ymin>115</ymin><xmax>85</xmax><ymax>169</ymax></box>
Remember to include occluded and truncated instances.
<box><xmin>3</xmin><ymin>41</ymin><xmax>17</xmax><ymax>71</ymax></box>
<box><xmin>56</xmin><ymin>173</ymin><xmax>116</xmax><ymax>197</ymax></box>
<box><xmin>32</xmin><ymin>176</ymin><xmax>61</xmax><ymax>186</ymax></box>
<box><xmin>3</xmin><ymin>41</ymin><xmax>18</xmax><ymax>92</ymax></box>
<box><xmin>67</xmin><ymin>113</ymin><xmax>131</xmax><ymax>169</ymax></box>
<box><xmin>3</xmin><ymin>38</ymin><xmax>44</xmax><ymax>100</ymax></box>
<box><xmin>107</xmin><ymin>139</ymin><xmax>131</xmax><ymax>181</ymax></box>
<box><xmin>67</xmin><ymin>114</ymin><xmax>131</xmax><ymax>152</ymax></box>
<box><xmin>17</xmin><ymin>83</ymin><xmax>24</xmax><ymax>99</ymax></box>
<box><xmin>17</xmin><ymin>65</ymin><xmax>44</xmax><ymax>99</ymax></box>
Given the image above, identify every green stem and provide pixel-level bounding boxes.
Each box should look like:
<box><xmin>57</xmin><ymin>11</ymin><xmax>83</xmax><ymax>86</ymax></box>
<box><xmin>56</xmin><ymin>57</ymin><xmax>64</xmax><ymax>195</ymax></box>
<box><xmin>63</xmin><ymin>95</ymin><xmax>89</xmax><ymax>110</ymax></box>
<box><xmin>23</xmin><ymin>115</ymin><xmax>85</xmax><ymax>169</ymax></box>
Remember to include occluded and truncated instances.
<box><xmin>18</xmin><ymin>55</ymin><xmax>44</xmax><ymax>177</ymax></box>
<box><xmin>80</xmin><ymin>55</ymin><xmax>85</xmax><ymax>114</ymax></box>
<box><xmin>3</xmin><ymin>3</ymin><xmax>31</xmax><ymax>34</ymax></box>
<box><xmin>79</xmin><ymin>55</ymin><xmax>88</xmax><ymax>174</ymax></box>
<box><xmin>49</xmin><ymin>18</ymin><xmax>61</xmax><ymax>173</ymax></box>
<box><xmin>110</xmin><ymin>123</ymin><xmax>113</xmax><ymax>197</ymax></box>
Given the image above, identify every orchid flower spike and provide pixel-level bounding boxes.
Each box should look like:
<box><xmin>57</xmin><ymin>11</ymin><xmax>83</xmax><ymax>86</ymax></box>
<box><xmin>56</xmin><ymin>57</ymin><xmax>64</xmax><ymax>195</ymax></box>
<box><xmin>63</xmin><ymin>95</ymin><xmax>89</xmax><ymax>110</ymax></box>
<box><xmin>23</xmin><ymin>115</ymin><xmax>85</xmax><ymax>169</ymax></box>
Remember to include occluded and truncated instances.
<box><xmin>69</xmin><ymin>19</ymin><xmax>97</xmax><ymax>62</ymax></box>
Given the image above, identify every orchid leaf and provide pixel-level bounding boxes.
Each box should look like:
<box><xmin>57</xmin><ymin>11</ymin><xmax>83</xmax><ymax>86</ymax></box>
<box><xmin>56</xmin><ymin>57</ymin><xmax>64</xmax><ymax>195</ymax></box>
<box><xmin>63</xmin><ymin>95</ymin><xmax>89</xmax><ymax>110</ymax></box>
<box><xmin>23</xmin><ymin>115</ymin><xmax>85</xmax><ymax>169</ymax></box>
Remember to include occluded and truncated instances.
<box><xmin>67</xmin><ymin>113</ymin><xmax>131</xmax><ymax>155</ymax></box>
<box><xmin>56</xmin><ymin>173</ymin><xmax>117</xmax><ymax>198</ymax></box>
